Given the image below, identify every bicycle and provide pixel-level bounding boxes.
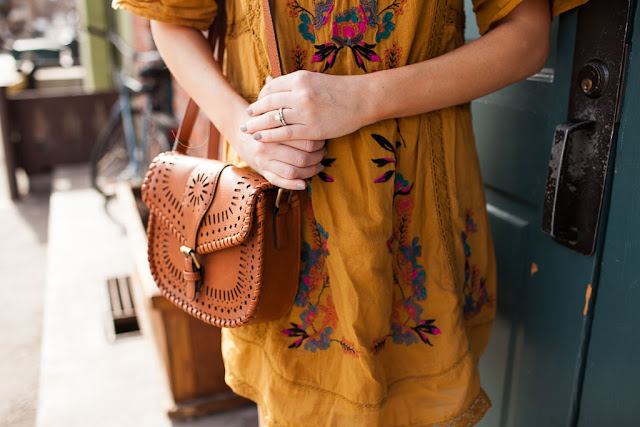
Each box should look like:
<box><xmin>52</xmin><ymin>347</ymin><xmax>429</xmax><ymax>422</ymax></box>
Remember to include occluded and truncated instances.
<box><xmin>87</xmin><ymin>26</ymin><xmax>178</xmax><ymax>198</ymax></box>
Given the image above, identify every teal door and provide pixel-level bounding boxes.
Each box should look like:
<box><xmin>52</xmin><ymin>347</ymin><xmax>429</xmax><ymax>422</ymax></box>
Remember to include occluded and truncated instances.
<box><xmin>575</xmin><ymin>2</ymin><xmax>640</xmax><ymax>424</ymax></box>
<box><xmin>463</xmin><ymin>0</ymin><xmax>639</xmax><ymax>425</ymax></box>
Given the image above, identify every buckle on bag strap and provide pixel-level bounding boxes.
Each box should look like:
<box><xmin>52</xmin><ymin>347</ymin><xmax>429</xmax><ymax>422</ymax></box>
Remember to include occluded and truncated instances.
<box><xmin>274</xmin><ymin>188</ymin><xmax>285</xmax><ymax>210</ymax></box>
<box><xmin>180</xmin><ymin>246</ymin><xmax>202</xmax><ymax>301</ymax></box>
<box><xmin>180</xmin><ymin>246</ymin><xmax>201</xmax><ymax>270</ymax></box>
<box><xmin>273</xmin><ymin>188</ymin><xmax>293</xmax><ymax>250</ymax></box>
<box><xmin>274</xmin><ymin>188</ymin><xmax>293</xmax><ymax>210</ymax></box>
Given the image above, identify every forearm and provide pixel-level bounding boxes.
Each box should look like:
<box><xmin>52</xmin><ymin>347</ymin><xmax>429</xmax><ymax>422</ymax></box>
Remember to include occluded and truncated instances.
<box><xmin>358</xmin><ymin>0</ymin><xmax>551</xmax><ymax>123</ymax></box>
<box><xmin>244</xmin><ymin>0</ymin><xmax>551</xmax><ymax>143</ymax></box>
<box><xmin>150</xmin><ymin>20</ymin><xmax>326</xmax><ymax>190</ymax></box>
<box><xmin>149</xmin><ymin>21</ymin><xmax>249</xmax><ymax>147</ymax></box>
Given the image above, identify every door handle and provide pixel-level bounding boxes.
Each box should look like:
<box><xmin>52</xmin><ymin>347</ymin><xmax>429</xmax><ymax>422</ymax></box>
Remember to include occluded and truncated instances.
<box><xmin>542</xmin><ymin>120</ymin><xmax>595</xmax><ymax>244</ymax></box>
<box><xmin>540</xmin><ymin>0</ymin><xmax>630</xmax><ymax>256</ymax></box>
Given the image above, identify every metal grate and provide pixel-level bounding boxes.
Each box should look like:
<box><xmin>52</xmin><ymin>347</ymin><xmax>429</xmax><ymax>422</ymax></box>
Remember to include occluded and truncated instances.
<box><xmin>106</xmin><ymin>276</ymin><xmax>140</xmax><ymax>336</ymax></box>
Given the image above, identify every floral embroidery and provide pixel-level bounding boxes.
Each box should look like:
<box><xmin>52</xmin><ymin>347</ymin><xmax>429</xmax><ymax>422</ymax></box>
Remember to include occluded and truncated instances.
<box><xmin>332</xmin><ymin>8</ymin><xmax>367</xmax><ymax>46</ymax></box>
<box><xmin>371</xmin><ymin>134</ymin><xmax>397</xmax><ymax>183</ymax></box>
<box><xmin>286</xmin><ymin>0</ymin><xmax>304</xmax><ymax>17</ymax></box>
<box><xmin>339</xmin><ymin>337</ymin><xmax>360</xmax><ymax>357</ymax></box>
<box><xmin>370</xmin><ymin>119</ymin><xmax>407</xmax><ymax>184</ymax></box>
<box><xmin>287</xmin><ymin>1</ymin><xmax>407</xmax><ymax>73</ymax></box>
<box><xmin>299</xmin><ymin>14</ymin><xmax>315</xmax><ymax>42</ymax></box>
<box><xmin>300</xmin><ymin>156</ymin><xmax>337</xmax><ymax>194</ymax></box>
<box><xmin>304</xmin><ymin>157</ymin><xmax>336</xmax><ymax>191</ymax></box>
<box><xmin>371</xmin><ymin>0</ymin><xmax>408</xmax><ymax>45</ymax></box>
<box><xmin>291</xmin><ymin>44</ymin><xmax>308</xmax><ymax>71</ymax></box>
<box><xmin>384</xmin><ymin>41</ymin><xmax>402</xmax><ymax>69</ymax></box>
<box><xmin>282</xmin><ymin>199</ymin><xmax>358</xmax><ymax>358</ymax></box>
<box><xmin>461</xmin><ymin>210</ymin><xmax>494</xmax><ymax>320</ymax></box>
<box><xmin>371</xmin><ymin>173</ymin><xmax>441</xmax><ymax>351</ymax></box>
<box><xmin>359</xmin><ymin>0</ymin><xmax>380</xmax><ymax>27</ymax></box>
<box><xmin>372</xmin><ymin>335</ymin><xmax>387</xmax><ymax>355</ymax></box>
<box><xmin>314</xmin><ymin>1</ymin><xmax>336</xmax><ymax>29</ymax></box>
<box><xmin>319</xmin><ymin>157</ymin><xmax>336</xmax><ymax>182</ymax></box>
<box><xmin>286</xmin><ymin>0</ymin><xmax>334</xmax><ymax>43</ymax></box>
<box><xmin>369</xmin><ymin>125</ymin><xmax>440</xmax><ymax>352</ymax></box>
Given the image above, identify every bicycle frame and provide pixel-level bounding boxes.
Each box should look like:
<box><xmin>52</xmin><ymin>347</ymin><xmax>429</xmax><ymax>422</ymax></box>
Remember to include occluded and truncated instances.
<box><xmin>118</xmin><ymin>73</ymin><xmax>139</xmax><ymax>174</ymax></box>
<box><xmin>109</xmin><ymin>70</ymin><xmax>158</xmax><ymax>178</ymax></box>
<box><xmin>88</xmin><ymin>23</ymin><xmax>176</xmax><ymax>198</ymax></box>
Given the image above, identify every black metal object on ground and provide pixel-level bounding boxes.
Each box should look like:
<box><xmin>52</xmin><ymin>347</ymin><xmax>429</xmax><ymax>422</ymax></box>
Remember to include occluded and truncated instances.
<box><xmin>106</xmin><ymin>276</ymin><xmax>140</xmax><ymax>336</ymax></box>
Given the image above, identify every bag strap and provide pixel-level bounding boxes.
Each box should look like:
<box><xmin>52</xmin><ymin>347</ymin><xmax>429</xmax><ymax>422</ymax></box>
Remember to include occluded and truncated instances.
<box><xmin>173</xmin><ymin>0</ymin><xmax>283</xmax><ymax>156</ymax></box>
<box><xmin>261</xmin><ymin>0</ymin><xmax>284</xmax><ymax>79</ymax></box>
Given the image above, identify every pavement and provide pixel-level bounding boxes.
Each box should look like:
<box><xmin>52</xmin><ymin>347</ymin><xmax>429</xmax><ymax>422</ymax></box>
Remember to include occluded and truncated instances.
<box><xmin>0</xmin><ymin>148</ymin><xmax>259</xmax><ymax>425</ymax></box>
<box><xmin>0</xmin><ymin>150</ymin><xmax>49</xmax><ymax>427</ymax></box>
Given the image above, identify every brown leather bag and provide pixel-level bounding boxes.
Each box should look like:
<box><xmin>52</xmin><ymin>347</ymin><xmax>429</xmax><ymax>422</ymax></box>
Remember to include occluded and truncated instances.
<box><xmin>141</xmin><ymin>0</ymin><xmax>300</xmax><ymax>328</ymax></box>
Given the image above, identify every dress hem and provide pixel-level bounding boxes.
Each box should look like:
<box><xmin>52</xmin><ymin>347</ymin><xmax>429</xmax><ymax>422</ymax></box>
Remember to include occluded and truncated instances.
<box><xmin>226</xmin><ymin>329</ymin><xmax>477</xmax><ymax>409</ymax></box>
<box><xmin>226</xmin><ymin>372</ymin><xmax>491</xmax><ymax>427</ymax></box>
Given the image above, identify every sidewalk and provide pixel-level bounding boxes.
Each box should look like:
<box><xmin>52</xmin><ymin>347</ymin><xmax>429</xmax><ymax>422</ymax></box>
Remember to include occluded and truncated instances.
<box><xmin>37</xmin><ymin>165</ymin><xmax>259</xmax><ymax>426</ymax></box>
<box><xmin>0</xmin><ymin>142</ymin><xmax>49</xmax><ymax>427</ymax></box>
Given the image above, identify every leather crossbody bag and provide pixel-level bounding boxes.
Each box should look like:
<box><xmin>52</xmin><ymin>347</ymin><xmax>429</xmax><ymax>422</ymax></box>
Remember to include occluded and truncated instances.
<box><xmin>141</xmin><ymin>0</ymin><xmax>300</xmax><ymax>328</ymax></box>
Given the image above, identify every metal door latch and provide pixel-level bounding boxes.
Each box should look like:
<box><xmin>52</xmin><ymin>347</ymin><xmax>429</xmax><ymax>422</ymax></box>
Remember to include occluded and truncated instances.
<box><xmin>542</xmin><ymin>0</ymin><xmax>631</xmax><ymax>255</ymax></box>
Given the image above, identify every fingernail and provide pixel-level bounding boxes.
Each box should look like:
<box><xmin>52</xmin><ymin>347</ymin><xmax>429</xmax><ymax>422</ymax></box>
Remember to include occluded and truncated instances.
<box><xmin>240</xmin><ymin>123</ymin><xmax>247</xmax><ymax>132</ymax></box>
<box><xmin>247</xmin><ymin>107</ymin><xmax>253</xmax><ymax>115</ymax></box>
<box><xmin>297</xmin><ymin>183</ymin><xmax>306</xmax><ymax>190</ymax></box>
<box><xmin>318</xmin><ymin>165</ymin><xmax>325</xmax><ymax>172</ymax></box>
<box><xmin>253</xmin><ymin>133</ymin><xmax>262</xmax><ymax>140</ymax></box>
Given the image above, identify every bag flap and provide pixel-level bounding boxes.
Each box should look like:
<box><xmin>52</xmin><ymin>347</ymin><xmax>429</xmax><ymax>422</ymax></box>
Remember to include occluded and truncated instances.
<box><xmin>141</xmin><ymin>152</ymin><xmax>274</xmax><ymax>254</ymax></box>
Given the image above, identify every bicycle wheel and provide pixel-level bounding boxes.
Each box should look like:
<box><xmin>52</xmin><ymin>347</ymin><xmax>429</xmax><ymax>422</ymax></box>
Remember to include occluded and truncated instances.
<box><xmin>90</xmin><ymin>116</ymin><xmax>132</xmax><ymax>197</ymax></box>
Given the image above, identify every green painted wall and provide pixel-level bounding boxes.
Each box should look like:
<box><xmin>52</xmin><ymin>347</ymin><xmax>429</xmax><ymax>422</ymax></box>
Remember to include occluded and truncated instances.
<box><xmin>76</xmin><ymin>0</ymin><xmax>135</xmax><ymax>90</ymax></box>
<box><xmin>76</xmin><ymin>0</ymin><xmax>110</xmax><ymax>90</ymax></box>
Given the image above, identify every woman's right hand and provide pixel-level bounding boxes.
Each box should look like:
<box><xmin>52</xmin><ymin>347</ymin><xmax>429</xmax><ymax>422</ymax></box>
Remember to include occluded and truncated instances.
<box><xmin>231</xmin><ymin>123</ymin><xmax>326</xmax><ymax>191</ymax></box>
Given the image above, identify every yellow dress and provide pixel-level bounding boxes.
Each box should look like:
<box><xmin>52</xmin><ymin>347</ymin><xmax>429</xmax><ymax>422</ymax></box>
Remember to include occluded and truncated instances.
<box><xmin>113</xmin><ymin>0</ymin><xmax>587</xmax><ymax>425</ymax></box>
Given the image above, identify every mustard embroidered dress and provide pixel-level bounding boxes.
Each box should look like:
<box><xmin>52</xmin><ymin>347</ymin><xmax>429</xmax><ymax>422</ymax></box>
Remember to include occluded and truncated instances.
<box><xmin>114</xmin><ymin>0</ymin><xmax>587</xmax><ymax>425</ymax></box>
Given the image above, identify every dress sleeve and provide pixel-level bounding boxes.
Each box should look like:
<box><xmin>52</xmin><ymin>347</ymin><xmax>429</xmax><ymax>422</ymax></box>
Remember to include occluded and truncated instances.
<box><xmin>472</xmin><ymin>0</ymin><xmax>589</xmax><ymax>35</ymax></box>
<box><xmin>112</xmin><ymin>0</ymin><xmax>218</xmax><ymax>31</ymax></box>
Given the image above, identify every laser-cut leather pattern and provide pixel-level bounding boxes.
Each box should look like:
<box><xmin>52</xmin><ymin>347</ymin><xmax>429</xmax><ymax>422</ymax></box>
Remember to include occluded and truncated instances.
<box><xmin>142</xmin><ymin>152</ymin><xmax>300</xmax><ymax>327</ymax></box>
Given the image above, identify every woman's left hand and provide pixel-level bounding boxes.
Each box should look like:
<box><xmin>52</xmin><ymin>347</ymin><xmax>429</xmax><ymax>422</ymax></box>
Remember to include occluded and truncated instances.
<box><xmin>241</xmin><ymin>71</ymin><xmax>372</xmax><ymax>143</ymax></box>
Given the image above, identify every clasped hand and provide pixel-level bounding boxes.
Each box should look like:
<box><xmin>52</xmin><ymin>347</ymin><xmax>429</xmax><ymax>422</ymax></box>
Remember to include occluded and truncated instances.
<box><xmin>238</xmin><ymin>71</ymin><xmax>367</xmax><ymax>190</ymax></box>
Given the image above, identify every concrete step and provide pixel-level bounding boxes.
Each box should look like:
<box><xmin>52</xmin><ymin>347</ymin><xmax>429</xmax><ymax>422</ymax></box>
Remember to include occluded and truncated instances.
<box><xmin>37</xmin><ymin>164</ymin><xmax>258</xmax><ymax>427</ymax></box>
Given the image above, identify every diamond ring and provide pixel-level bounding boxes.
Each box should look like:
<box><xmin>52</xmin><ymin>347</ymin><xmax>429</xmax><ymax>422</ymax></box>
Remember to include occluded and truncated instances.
<box><xmin>276</xmin><ymin>107</ymin><xmax>287</xmax><ymax>127</ymax></box>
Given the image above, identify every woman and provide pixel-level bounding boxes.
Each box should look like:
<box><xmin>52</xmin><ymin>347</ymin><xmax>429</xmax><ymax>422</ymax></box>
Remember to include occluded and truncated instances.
<box><xmin>113</xmin><ymin>0</ymin><xmax>585</xmax><ymax>425</ymax></box>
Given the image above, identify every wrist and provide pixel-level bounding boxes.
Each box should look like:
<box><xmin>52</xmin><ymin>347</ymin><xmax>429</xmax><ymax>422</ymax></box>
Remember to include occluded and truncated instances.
<box><xmin>354</xmin><ymin>71</ymin><xmax>390</xmax><ymax>125</ymax></box>
<box><xmin>208</xmin><ymin>97</ymin><xmax>251</xmax><ymax>152</ymax></box>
